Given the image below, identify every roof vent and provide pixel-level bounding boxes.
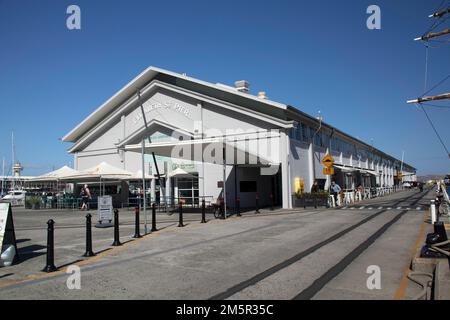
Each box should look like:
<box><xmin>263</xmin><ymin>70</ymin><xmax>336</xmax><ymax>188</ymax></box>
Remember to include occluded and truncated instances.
<box><xmin>234</xmin><ymin>80</ymin><xmax>249</xmax><ymax>93</ymax></box>
<box><xmin>257</xmin><ymin>91</ymin><xmax>267</xmax><ymax>99</ymax></box>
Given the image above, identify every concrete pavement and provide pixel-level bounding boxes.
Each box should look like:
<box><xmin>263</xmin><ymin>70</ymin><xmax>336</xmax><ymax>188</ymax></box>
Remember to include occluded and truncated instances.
<box><xmin>0</xmin><ymin>189</ymin><xmax>440</xmax><ymax>300</ymax></box>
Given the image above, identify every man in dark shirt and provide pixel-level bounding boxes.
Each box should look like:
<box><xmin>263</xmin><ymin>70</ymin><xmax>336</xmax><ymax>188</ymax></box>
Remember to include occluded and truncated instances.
<box><xmin>311</xmin><ymin>180</ymin><xmax>319</xmax><ymax>193</ymax></box>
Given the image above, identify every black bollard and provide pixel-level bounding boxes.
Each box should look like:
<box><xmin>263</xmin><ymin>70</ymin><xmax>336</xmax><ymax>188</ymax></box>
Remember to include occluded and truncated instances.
<box><xmin>112</xmin><ymin>209</ymin><xmax>122</xmax><ymax>246</ymax></box>
<box><xmin>236</xmin><ymin>197</ymin><xmax>241</xmax><ymax>217</ymax></box>
<box><xmin>133</xmin><ymin>206</ymin><xmax>141</xmax><ymax>238</ymax></box>
<box><xmin>42</xmin><ymin>219</ymin><xmax>57</xmax><ymax>273</ymax></box>
<box><xmin>270</xmin><ymin>193</ymin><xmax>274</xmax><ymax>211</ymax></box>
<box><xmin>151</xmin><ymin>203</ymin><xmax>158</xmax><ymax>232</ymax></box>
<box><xmin>220</xmin><ymin>198</ymin><xmax>225</xmax><ymax>219</ymax></box>
<box><xmin>201</xmin><ymin>199</ymin><xmax>206</xmax><ymax>223</ymax></box>
<box><xmin>255</xmin><ymin>193</ymin><xmax>260</xmax><ymax>214</ymax></box>
<box><xmin>83</xmin><ymin>214</ymin><xmax>95</xmax><ymax>257</ymax></box>
<box><xmin>178</xmin><ymin>202</ymin><xmax>184</xmax><ymax>227</ymax></box>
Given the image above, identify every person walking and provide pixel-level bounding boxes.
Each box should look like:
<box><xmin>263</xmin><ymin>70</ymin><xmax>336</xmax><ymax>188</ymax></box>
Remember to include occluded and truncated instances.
<box><xmin>80</xmin><ymin>184</ymin><xmax>91</xmax><ymax>211</ymax></box>
<box><xmin>330</xmin><ymin>181</ymin><xmax>342</xmax><ymax>205</ymax></box>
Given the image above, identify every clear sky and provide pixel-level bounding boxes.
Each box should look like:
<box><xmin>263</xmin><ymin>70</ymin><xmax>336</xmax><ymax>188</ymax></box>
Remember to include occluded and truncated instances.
<box><xmin>0</xmin><ymin>0</ymin><xmax>449</xmax><ymax>176</ymax></box>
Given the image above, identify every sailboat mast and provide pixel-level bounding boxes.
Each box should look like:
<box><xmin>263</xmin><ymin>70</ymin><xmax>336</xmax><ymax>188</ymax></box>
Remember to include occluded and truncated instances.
<box><xmin>1</xmin><ymin>157</ymin><xmax>4</xmax><ymax>195</ymax></box>
<box><xmin>11</xmin><ymin>131</ymin><xmax>15</xmax><ymax>190</ymax></box>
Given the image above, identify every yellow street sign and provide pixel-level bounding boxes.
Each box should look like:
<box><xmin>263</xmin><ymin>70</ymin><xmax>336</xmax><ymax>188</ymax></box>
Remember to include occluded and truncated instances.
<box><xmin>322</xmin><ymin>154</ymin><xmax>334</xmax><ymax>168</ymax></box>
<box><xmin>323</xmin><ymin>167</ymin><xmax>334</xmax><ymax>175</ymax></box>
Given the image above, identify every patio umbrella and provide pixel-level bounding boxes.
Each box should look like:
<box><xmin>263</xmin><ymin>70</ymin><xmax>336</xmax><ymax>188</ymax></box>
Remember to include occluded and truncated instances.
<box><xmin>30</xmin><ymin>166</ymin><xmax>79</xmax><ymax>182</ymax></box>
<box><xmin>61</xmin><ymin>162</ymin><xmax>133</xmax><ymax>196</ymax></box>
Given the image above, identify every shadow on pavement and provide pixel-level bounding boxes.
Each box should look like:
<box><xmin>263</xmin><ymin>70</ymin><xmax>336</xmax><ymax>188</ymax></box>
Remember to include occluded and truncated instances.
<box><xmin>16</xmin><ymin>244</ymin><xmax>46</xmax><ymax>264</ymax></box>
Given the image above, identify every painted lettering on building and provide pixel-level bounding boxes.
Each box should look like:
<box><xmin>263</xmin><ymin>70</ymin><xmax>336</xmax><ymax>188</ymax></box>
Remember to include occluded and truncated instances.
<box><xmin>132</xmin><ymin>100</ymin><xmax>192</xmax><ymax>124</ymax></box>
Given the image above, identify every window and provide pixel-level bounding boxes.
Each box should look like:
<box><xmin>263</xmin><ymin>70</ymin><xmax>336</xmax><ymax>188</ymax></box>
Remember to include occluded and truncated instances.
<box><xmin>240</xmin><ymin>181</ymin><xmax>257</xmax><ymax>192</ymax></box>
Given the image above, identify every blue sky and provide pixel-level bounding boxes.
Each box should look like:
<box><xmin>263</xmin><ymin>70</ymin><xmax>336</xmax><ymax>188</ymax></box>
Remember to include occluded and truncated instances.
<box><xmin>0</xmin><ymin>0</ymin><xmax>449</xmax><ymax>176</ymax></box>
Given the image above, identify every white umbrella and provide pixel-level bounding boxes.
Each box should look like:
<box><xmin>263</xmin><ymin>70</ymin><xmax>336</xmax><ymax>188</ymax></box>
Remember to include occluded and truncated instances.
<box><xmin>29</xmin><ymin>166</ymin><xmax>80</xmax><ymax>208</ymax></box>
<box><xmin>30</xmin><ymin>166</ymin><xmax>79</xmax><ymax>182</ymax></box>
<box><xmin>169</xmin><ymin>167</ymin><xmax>195</xmax><ymax>178</ymax></box>
<box><xmin>62</xmin><ymin>162</ymin><xmax>133</xmax><ymax>181</ymax></box>
<box><xmin>62</xmin><ymin>162</ymin><xmax>133</xmax><ymax>196</ymax></box>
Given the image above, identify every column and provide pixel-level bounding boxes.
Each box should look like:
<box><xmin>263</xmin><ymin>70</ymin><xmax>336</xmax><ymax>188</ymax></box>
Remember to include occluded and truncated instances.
<box><xmin>281</xmin><ymin>131</ymin><xmax>291</xmax><ymax>209</ymax></box>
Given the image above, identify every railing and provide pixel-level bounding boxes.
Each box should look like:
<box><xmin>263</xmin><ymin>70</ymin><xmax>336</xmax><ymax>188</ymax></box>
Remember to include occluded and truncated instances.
<box><xmin>328</xmin><ymin>186</ymin><xmax>403</xmax><ymax>207</ymax></box>
<box><xmin>127</xmin><ymin>195</ymin><xmax>216</xmax><ymax>212</ymax></box>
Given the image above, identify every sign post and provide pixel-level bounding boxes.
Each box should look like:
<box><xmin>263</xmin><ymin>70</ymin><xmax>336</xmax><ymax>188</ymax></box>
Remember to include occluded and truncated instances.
<box><xmin>0</xmin><ymin>203</ymin><xmax>18</xmax><ymax>266</ymax></box>
<box><xmin>95</xmin><ymin>195</ymin><xmax>113</xmax><ymax>228</ymax></box>
<box><xmin>322</xmin><ymin>154</ymin><xmax>335</xmax><ymax>176</ymax></box>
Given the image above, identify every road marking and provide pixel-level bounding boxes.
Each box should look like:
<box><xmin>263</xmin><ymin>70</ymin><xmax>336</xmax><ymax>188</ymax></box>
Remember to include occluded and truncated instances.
<box><xmin>416</xmin><ymin>207</ymin><xmax>421</xmax><ymax>210</ymax></box>
<box><xmin>368</xmin><ymin>207</ymin><xmax>373</xmax><ymax>210</ymax></box>
<box><xmin>397</xmin><ymin>207</ymin><xmax>402</xmax><ymax>210</ymax></box>
<box><xmin>359</xmin><ymin>206</ymin><xmax>365</xmax><ymax>210</ymax></box>
<box><xmin>378</xmin><ymin>207</ymin><xmax>383</xmax><ymax>210</ymax></box>
<box><xmin>394</xmin><ymin>210</ymin><xmax>429</xmax><ymax>300</ymax></box>
<box><xmin>406</xmin><ymin>208</ymin><xmax>411</xmax><ymax>210</ymax></box>
<box><xmin>350</xmin><ymin>207</ymin><xmax>355</xmax><ymax>210</ymax></box>
<box><xmin>387</xmin><ymin>207</ymin><xmax>392</xmax><ymax>210</ymax></box>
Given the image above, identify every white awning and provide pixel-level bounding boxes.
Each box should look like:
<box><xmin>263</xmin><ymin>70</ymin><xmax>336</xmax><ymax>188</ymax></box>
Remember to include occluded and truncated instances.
<box><xmin>123</xmin><ymin>137</ymin><xmax>276</xmax><ymax>166</ymax></box>
<box><xmin>129</xmin><ymin>170</ymin><xmax>154</xmax><ymax>180</ymax></box>
<box><xmin>169</xmin><ymin>168</ymin><xmax>195</xmax><ymax>178</ymax></box>
<box><xmin>30</xmin><ymin>166</ymin><xmax>79</xmax><ymax>182</ymax></box>
<box><xmin>360</xmin><ymin>169</ymin><xmax>379</xmax><ymax>176</ymax></box>
<box><xmin>61</xmin><ymin>162</ymin><xmax>133</xmax><ymax>181</ymax></box>
<box><xmin>333</xmin><ymin>164</ymin><xmax>356</xmax><ymax>172</ymax></box>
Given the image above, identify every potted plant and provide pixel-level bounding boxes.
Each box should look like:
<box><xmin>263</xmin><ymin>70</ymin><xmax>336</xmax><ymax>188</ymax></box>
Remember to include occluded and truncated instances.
<box><xmin>293</xmin><ymin>191</ymin><xmax>330</xmax><ymax>208</ymax></box>
<box><xmin>25</xmin><ymin>197</ymin><xmax>32</xmax><ymax>209</ymax></box>
<box><xmin>28</xmin><ymin>196</ymin><xmax>41</xmax><ymax>210</ymax></box>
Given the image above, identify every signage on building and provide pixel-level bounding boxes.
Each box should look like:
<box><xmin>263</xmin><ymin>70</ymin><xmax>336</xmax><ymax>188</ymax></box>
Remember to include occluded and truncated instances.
<box><xmin>0</xmin><ymin>203</ymin><xmax>18</xmax><ymax>263</ymax></box>
<box><xmin>172</xmin><ymin>163</ymin><xmax>195</xmax><ymax>172</ymax></box>
<box><xmin>132</xmin><ymin>100</ymin><xmax>192</xmax><ymax>125</ymax></box>
<box><xmin>322</xmin><ymin>154</ymin><xmax>335</xmax><ymax>168</ymax></box>
<box><xmin>98</xmin><ymin>196</ymin><xmax>113</xmax><ymax>223</ymax></box>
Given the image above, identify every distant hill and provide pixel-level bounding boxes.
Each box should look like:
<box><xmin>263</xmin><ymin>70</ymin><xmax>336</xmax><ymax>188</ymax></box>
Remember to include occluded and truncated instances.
<box><xmin>417</xmin><ymin>175</ymin><xmax>445</xmax><ymax>182</ymax></box>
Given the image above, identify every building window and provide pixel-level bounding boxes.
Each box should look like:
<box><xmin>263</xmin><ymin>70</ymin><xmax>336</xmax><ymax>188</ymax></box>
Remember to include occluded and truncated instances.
<box><xmin>302</xmin><ymin>124</ymin><xmax>309</xmax><ymax>142</ymax></box>
<box><xmin>240</xmin><ymin>181</ymin><xmax>257</xmax><ymax>192</ymax></box>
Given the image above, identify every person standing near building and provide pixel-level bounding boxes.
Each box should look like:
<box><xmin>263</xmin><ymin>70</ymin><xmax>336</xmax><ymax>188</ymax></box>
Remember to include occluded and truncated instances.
<box><xmin>311</xmin><ymin>180</ymin><xmax>320</xmax><ymax>193</ymax></box>
<box><xmin>80</xmin><ymin>184</ymin><xmax>91</xmax><ymax>211</ymax></box>
<box><xmin>330</xmin><ymin>181</ymin><xmax>342</xmax><ymax>204</ymax></box>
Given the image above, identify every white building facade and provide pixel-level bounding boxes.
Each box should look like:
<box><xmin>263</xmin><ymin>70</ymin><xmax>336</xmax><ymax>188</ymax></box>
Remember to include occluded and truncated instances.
<box><xmin>63</xmin><ymin>67</ymin><xmax>416</xmax><ymax>209</ymax></box>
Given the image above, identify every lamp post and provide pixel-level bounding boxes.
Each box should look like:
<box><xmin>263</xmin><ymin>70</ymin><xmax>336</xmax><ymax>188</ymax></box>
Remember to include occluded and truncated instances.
<box><xmin>310</xmin><ymin>112</ymin><xmax>323</xmax><ymax>185</ymax></box>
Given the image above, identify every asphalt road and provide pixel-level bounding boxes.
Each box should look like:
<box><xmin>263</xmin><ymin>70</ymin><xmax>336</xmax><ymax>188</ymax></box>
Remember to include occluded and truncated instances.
<box><xmin>0</xmin><ymin>189</ymin><xmax>434</xmax><ymax>300</ymax></box>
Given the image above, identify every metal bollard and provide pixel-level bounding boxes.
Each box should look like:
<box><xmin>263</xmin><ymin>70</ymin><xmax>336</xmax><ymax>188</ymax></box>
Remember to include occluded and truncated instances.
<box><xmin>431</xmin><ymin>200</ymin><xmax>437</xmax><ymax>224</ymax></box>
<box><xmin>151</xmin><ymin>203</ymin><xmax>158</xmax><ymax>232</ymax></box>
<box><xmin>236</xmin><ymin>197</ymin><xmax>241</xmax><ymax>217</ymax></box>
<box><xmin>201</xmin><ymin>199</ymin><xmax>206</xmax><ymax>223</ymax></box>
<box><xmin>83</xmin><ymin>214</ymin><xmax>95</xmax><ymax>257</ymax></box>
<box><xmin>112</xmin><ymin>209</ymin><xmax>122</xmax><ymax>246</ymax></box>
<box><xmin>42</xmin><ymin>219</ymin><xmax>57</xmax><ymax>273</ymax></box>
<box><xmin>220</xmin><ymin>198</ymin><xmax>225</xmax><ymax>219</ymax></box>
<box><xmin>178</xmin><ymin>202</ymin><xmax>184</xmax><ymax>227</ymax></box>
<box><xmin>133</xmin><ymin>206</ymin><xmax>141</xmax><ymax>238</ymax></box>
<box><xmin>270</xmin><ymin>193</ymin><xmax>274</xmax><ymax>211</ymax></box>
<box><xmin>255</xmin><ymin>193</ymin><xmax>260</xmax><ymax>214</ymax></box>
